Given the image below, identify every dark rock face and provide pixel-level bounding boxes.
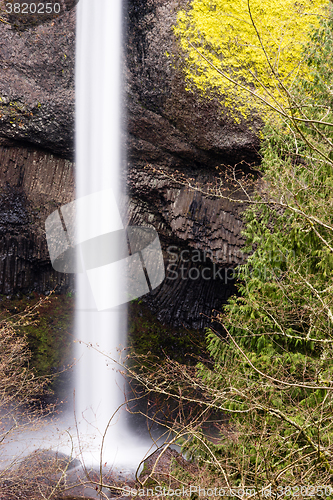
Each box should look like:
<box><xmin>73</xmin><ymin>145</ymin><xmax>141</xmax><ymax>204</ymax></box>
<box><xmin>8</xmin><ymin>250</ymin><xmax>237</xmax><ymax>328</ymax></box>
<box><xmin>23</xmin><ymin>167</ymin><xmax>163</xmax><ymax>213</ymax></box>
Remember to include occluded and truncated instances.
<box><xmin>123</xmin><ymin>0</ymin><xmax>258</xmax><ymax>327</ymax></box>
<box><xmin>127</xmin><ymin>166</ymin><xmax>244</xmax><ymax>328</ymax></box>
<box><xmin>0</xmin><ymin>143</ymin><xmax>242</xmax><ymax>328</ymax></box>
<box><xmin>0</xmin><ymin>5</ymin><xmax>75</xmax><ymax>158</ymax></box>
<box><xmin>0</xmin><ymin>0</ymin><xmax>260</xmax><ymax>166</ymax></box>
<box><xmin>127</xmin><ymin>167</ymin><xmax>246</xmax><ymax>265</ymax></box>
<box><xmin>125</xmin><ymin>0</ymin><xmax>261</xmax><ymax>171</ymax></box>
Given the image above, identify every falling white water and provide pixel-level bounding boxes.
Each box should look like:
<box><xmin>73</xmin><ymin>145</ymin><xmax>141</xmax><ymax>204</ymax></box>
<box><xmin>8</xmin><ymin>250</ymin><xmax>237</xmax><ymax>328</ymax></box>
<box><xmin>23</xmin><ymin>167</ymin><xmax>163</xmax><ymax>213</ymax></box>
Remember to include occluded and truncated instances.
<box><xmin>74</xmin><ymin>0</ymin><xmax>146</xmax><ymax>469</ymax></box>
<box><xmin>0</xmin><ymin>0</ymin><xmax>163</xmax><ymax>474</ymax></box>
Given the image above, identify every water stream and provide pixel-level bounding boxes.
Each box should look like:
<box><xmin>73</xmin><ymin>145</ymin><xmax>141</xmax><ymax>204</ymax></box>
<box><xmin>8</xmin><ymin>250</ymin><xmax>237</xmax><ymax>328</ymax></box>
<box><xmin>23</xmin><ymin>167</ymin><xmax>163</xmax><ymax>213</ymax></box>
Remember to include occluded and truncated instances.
<box><xmin>0</xmin><ymin>0</ymin><xmax>156</xmax><ymax>475</ymax></box>
<box><xmin>74</xmin><ymin>0</ymin><xmax>149</xmax><ymax>468</ymax></box>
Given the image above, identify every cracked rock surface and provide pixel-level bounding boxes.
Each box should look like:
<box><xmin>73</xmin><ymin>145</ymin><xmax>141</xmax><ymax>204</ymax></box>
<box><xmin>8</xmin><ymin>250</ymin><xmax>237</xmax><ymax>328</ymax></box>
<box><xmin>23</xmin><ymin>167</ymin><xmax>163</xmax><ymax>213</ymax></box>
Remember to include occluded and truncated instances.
<box><xmin>0</xmin><ymin>145</ymin><xmax>74</xmax><ymax>295</ymax></box>
<box><xmin>0</xmin><ymin>2</ymin><xmax>75</xmax><ymax>158</ymax></box>
<box><xmin>126</xmin><ymin>0</ymin><xmax>261</xmax><ymax>170</ymax></box>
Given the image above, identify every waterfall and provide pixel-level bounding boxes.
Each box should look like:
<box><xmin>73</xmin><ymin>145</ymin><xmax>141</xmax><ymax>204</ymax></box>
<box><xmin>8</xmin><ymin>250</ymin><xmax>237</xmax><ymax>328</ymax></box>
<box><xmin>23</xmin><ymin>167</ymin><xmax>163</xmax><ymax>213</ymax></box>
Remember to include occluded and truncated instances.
<box><xmin>74</xmin><ymin>0</ymin><xmax>140</xmax><ymax>468</ymax></box>
<box><xmin>0</xmin><ymin>0</ymin><xmax>162</xmax><ymax>474</ymax></box>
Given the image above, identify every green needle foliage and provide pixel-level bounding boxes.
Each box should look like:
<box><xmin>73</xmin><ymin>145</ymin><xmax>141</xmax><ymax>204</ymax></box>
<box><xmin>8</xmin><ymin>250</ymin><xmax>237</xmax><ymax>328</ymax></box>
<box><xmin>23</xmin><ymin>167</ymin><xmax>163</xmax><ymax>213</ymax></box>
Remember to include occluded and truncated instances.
<box><xmin>187</xmin><ymin>5</ymin><xmax>333</xmax><ymax>491</ymax></box>
<box><xmin>131</xmin><ymin>3</ymin><xmax>333</xmax><ymax>495</ymax></box>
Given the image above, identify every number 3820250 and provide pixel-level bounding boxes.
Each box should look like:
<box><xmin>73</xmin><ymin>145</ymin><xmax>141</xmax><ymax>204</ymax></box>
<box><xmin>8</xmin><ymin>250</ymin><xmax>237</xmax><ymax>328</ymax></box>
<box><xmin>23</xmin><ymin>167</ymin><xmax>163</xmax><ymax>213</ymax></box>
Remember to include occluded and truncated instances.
<box><xmin>5</xmin><ymin>3</ymin><xmax>61</xmax><ymax>14</ymax></box>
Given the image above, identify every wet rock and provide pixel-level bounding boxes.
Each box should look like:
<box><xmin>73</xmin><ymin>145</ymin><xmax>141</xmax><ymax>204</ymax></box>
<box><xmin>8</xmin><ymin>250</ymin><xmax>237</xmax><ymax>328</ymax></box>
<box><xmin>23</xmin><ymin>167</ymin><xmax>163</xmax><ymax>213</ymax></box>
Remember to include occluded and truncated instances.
<box><xmin>17</xmin><ymin>449</ymin><xmax>81</xmax><ymax>473</ymax></box>
<box><xmin>139</xmin><ymin>447</ymin><xmax>196</xmax><ymax>487</ymax></box>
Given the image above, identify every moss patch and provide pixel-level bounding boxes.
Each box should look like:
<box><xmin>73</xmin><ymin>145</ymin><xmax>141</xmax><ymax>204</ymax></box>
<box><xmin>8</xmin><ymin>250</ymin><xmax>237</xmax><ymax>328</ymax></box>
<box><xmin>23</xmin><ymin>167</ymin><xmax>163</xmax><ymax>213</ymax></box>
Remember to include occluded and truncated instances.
<box><xmin>0</xmin><ymin>294</ymin><xmax>207</xmax><ymax>400</ymax></box>
<box><xmin>0</xmin><ymin>292</ymin><xmax>74</xmax><ymax>378</ymax></box>
<box><xmin>128</xmin><ymin>301</ymin><xmax>206</xmax><ymax>364</ymax></box>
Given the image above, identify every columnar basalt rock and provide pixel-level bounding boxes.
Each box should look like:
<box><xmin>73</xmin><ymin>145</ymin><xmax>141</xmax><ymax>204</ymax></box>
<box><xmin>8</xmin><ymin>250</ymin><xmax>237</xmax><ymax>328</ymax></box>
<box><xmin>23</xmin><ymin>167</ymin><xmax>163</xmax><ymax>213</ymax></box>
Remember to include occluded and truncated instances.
<box><xmin>127</xmin><ymin>166</ymin><xmax>246</xmax><ymax>266</ymax></box>
<box><xmin>0</xmin><ymin>145</ymin><xmax>74</xmax><ymax>294</ymax></box>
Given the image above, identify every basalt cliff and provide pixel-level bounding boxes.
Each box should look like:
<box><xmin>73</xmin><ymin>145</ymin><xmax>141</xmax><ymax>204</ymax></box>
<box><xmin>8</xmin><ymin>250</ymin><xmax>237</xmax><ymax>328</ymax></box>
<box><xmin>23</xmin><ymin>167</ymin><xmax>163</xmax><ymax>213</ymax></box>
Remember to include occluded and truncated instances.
<box><xmin>0</xmin><ymin>0</ymin><xmax>261</xmax><ymax>328</ymax></box>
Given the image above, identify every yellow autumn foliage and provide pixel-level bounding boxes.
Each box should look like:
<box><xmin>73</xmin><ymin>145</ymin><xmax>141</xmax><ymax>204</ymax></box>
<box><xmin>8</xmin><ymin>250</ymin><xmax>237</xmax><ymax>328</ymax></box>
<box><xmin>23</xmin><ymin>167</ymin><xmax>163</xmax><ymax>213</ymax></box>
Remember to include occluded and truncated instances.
<box><xmin>174</xmin><ymin>0</ymin><xmax>330</xmax><ymax>121</ymax></box>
